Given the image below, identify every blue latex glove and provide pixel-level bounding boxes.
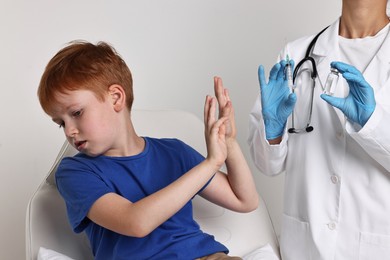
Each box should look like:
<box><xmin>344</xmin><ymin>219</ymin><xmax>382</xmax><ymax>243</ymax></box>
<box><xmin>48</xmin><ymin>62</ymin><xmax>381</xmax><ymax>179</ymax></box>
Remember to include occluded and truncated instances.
<box><xmin>320</xmin><ymin>61</ymin><xmax>376</xmax><ymax>127</ymax></box>
<box><xmin>258</xmin><ymin>60</ymin><xmax>297</xmax><ymax>140</ymax></box>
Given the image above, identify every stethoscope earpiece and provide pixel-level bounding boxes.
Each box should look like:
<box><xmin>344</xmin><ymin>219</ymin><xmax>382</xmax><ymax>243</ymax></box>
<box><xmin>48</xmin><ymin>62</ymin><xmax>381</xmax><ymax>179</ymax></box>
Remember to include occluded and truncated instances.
<box><xmin>288</xmin><ymin>128</ymin><xmax>296</xmax><ymax>134</ymax></box>
<box><xmin>306</xmin><ymin>126</ymin><xmax>314</xmax><ymax>132</ymax></box>
<box><xmin>288</xmin><ymin>126</ymin><xmax>313</xmax><ymax>134</ymax></box>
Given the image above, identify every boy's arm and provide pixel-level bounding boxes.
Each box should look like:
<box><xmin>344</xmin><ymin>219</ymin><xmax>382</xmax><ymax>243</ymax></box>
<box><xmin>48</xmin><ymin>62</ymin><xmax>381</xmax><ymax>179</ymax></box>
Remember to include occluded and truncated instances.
<box><xmin>199</xmin><ymin>77</ymin><xmax>259</xmax><ymax>213</ymax></box>
<box><xmin>88</xmin><ymin>159</ymin><xmax>218</xmax><ymax>238</ymax></box>
<box><xmin>87</xmin><ymin>96</ymin><xmax>229</xmax><ymax>238</ymax></box>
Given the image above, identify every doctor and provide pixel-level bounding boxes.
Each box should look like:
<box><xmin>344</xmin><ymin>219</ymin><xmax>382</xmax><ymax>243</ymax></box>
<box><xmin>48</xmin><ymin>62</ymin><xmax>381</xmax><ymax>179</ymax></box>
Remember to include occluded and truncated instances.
<box><xmin>248</xmin><ymin>0</ymin><xmax>390</xmax><ymax>259</ymax></box>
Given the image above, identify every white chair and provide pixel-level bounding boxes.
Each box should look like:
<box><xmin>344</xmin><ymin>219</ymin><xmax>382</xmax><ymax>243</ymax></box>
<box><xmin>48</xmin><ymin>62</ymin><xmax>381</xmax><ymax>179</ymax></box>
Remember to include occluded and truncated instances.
<box><xmin>26</xmin><ymin>109</ymin><xmax>280</xmax><ymax>260</ymax></box>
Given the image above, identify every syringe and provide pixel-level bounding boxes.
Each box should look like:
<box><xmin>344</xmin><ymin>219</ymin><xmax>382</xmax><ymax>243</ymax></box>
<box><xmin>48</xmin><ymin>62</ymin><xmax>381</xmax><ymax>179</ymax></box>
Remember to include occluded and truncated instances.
<box><xmin>285</xmin><ymin>55</ymin><xmax>295</xmax><ymax>90</ymax></box>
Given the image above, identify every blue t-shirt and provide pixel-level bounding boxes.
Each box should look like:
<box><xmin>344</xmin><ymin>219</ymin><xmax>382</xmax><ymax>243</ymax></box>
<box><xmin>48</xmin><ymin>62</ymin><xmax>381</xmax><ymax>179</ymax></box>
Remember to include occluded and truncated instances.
<box><xmin>56</xmin><ymin>137</ymin><xmax>228</xmax><ymax>260</ymax></box>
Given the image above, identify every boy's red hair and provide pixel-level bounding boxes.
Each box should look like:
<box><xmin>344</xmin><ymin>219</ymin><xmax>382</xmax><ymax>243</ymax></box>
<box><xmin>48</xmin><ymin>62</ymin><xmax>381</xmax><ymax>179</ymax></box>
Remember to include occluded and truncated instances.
<box><xmin>38</xmin><ymin>41</ymin><xmax>133</xmax><ymax>115</ymax></box>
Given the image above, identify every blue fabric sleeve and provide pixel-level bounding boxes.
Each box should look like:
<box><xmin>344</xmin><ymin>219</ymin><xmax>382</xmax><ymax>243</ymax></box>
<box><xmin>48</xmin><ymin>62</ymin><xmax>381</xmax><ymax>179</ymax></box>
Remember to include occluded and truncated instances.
<box><xmin>56</xmin><ymin>156</ymin><xmax>113</xmax><ymax>233</ymax></box>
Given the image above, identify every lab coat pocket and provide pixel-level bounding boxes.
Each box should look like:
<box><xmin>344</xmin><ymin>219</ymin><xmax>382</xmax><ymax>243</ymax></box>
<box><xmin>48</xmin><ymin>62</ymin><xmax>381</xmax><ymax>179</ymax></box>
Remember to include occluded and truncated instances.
<box><xmin>359</xmin><ymin>231</ymin><xmax>390</xmax><ymax>260</ymax></box>
<box><xmin>280</xmin><ymin>214</ymin><xmax>311</xmax><ymax>260</ymax></box>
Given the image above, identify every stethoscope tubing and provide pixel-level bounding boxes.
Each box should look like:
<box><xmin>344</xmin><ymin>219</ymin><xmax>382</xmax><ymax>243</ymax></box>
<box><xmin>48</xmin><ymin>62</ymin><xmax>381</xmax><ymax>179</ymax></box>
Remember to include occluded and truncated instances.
<box><xmin>288</xmin><ymin>26</ymin><xmax>329</xmax><ymax>134</ymax></box>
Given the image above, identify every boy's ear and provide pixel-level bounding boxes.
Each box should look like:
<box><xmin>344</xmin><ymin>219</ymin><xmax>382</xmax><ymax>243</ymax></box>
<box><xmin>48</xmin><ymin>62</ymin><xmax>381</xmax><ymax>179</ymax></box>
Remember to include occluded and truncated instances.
<box><xmin>108</xmin><ymin>84</ymin><xmax>126</xmax><ymax>112</ymax></box>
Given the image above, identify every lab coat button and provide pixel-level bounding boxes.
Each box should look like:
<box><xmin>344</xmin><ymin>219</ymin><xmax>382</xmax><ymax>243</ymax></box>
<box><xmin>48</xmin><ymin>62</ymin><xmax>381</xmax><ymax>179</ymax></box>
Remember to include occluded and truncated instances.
<box><xmin>331</xmin><ymin>175</ymin><xmax>340</xmax><ymax>184</ymax></box>
<box><xmin>328</xmin><ymin>222</ymin><xmax>337</xmax><ymax>230</ymax></box>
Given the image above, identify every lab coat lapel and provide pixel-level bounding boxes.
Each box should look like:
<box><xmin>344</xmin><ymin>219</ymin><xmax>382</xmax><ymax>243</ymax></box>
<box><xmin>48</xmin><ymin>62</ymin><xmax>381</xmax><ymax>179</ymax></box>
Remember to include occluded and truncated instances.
<box><xmin>312</xmin><ymin>19</ymin><xmax>346</xmax><ymax>125</ymax></box>
<box><xmin>363</xmin><ymin>28</ymin><xmax>390</xmax><ymax>94</ymax></box>
<box><xmin>313</xmin><ymin>19</ymin><xmax>340</xmax><ymax>93</ymax></box>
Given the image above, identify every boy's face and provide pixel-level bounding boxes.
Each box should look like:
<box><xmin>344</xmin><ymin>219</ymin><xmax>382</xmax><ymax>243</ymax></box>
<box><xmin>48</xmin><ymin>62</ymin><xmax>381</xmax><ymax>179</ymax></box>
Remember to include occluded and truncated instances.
<box><xmin>50</xmin><ymin>89</ymin><xmax>120</xmax><ymax>157</ymax></box>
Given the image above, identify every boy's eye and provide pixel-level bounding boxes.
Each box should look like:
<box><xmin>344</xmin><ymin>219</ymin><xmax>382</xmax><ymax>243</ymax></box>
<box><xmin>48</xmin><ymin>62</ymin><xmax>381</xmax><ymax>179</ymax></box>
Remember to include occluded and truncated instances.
<box><xmin>72</xmin><ymin>110</ymin><xmax>82</xmax><ymax>117</ymax></box>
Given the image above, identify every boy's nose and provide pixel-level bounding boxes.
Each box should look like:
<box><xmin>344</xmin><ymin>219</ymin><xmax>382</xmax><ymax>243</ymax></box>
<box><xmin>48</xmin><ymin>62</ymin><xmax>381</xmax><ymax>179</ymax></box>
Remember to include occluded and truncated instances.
<box><xmin>64</xmin><ymin>124</ymin><xmax>78</xmax><ymax>138</ymax></box>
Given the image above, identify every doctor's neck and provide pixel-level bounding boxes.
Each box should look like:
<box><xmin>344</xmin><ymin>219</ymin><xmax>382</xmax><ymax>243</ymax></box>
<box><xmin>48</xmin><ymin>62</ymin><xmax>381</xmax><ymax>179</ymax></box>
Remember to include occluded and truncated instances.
<box><xmin>340</xmin><ymin>0</ymin><xmax>389</xmax><ymax>39</ymax></box>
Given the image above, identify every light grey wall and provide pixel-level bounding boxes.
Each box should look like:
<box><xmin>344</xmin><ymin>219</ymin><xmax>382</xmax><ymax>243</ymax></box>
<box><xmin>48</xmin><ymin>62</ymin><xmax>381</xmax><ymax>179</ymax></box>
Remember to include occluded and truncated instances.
<box><xmin>0</xmin><ymin>1</ymin><xmax>341</xmax><ymax>259</ymax></box>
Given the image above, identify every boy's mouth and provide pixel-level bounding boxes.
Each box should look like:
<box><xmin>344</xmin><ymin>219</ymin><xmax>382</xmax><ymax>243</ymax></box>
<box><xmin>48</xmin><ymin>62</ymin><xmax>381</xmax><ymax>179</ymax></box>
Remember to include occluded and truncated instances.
<box><xmin>74</xmin><ymin>140</ymin><xmax>86</xmax><ymax>150</ymax></box>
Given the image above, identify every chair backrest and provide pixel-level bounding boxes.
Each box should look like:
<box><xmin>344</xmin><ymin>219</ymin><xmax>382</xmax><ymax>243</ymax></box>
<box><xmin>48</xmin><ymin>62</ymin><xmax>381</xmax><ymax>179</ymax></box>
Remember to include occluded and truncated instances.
<box><xmin>26</xmin><ymin>109</ymin><xmax>279</xmax><ymax>259</ymax></box>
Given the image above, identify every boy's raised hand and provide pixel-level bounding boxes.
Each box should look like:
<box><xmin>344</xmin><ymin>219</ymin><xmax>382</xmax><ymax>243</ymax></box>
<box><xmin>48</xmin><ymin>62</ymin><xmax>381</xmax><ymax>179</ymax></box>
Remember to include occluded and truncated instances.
<box><xmin>213</xmin><ymin>76</ymin><xmax>236</xmax><ymax>142</ymax></box>
<box><xmin>204</xmin><ymin>95</ymin><xmax>229</xmax><ymax>169</ymax></box>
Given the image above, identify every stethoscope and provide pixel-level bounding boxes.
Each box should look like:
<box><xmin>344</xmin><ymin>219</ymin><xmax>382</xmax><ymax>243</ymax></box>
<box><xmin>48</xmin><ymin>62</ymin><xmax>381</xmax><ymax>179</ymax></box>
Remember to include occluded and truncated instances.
<box><xmin>288</xmin><ymin>26</ymin><xmax>330</xmax><ymax>134</ymax></box>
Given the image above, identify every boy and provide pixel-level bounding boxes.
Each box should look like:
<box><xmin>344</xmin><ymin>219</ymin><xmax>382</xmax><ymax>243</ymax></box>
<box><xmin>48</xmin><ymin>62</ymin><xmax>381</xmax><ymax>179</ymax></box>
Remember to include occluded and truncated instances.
<box><xmin>38</xmin><ymin>41</ymin><xmax>258</xmax><ymax>260</ymax></box>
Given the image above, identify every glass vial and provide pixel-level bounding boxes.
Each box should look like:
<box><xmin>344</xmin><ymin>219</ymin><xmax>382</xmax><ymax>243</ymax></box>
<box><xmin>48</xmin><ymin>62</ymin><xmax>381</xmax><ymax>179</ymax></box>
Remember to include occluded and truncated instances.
<box><xmin>324</xmin><ymin>68</ymin><xmax>339</xmax><ymax>96</ymax></box>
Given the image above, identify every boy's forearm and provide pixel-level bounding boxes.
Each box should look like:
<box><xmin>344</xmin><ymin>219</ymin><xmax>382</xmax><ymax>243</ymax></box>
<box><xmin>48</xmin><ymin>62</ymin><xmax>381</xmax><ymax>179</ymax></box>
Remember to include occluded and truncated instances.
<box><xmin>124</xmin><ymin>159</ymin><xmax>221</xmax><ymax>236</ymax></box>
<box><xmin>225</xmin><ymin>140</ymin><xmax>259</xmax><ymax>211</ymax></box>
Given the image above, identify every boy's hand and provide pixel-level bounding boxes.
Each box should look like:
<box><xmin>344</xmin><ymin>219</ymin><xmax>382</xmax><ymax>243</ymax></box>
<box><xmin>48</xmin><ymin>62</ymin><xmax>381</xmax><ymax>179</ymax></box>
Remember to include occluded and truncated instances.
<box><xmin>204</xmin><ymin>95</ymin><xmax>229</xmax><ymax>169</ymax></box>
<box><xmin>214</xmin><ymin>76</ymin><xmax>236</xmax><ymax>143</ymax></box>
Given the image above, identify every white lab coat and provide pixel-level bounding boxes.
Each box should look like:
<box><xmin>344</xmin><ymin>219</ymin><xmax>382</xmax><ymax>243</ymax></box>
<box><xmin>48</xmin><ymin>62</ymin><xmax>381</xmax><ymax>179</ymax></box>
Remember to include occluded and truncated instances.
<box><xmin>248</xmin><ymin>18</ymin><xmax>390</xmax><ymax>260</ymax></box>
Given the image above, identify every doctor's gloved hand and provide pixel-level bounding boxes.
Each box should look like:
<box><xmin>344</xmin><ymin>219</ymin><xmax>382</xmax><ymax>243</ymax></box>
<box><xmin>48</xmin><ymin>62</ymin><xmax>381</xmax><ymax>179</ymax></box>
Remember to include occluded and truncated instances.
<box><xmin>258</xmin><ymin>60</ymin><xmax>297</xmax><ymax>140</ymax></box>
<box><xmin>320</xmin><ymin>61</ymin><xmax>376</xmax><ymax>127</ymax></box>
